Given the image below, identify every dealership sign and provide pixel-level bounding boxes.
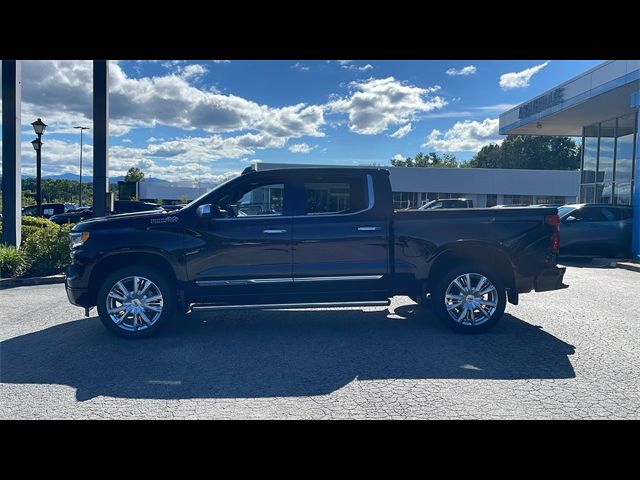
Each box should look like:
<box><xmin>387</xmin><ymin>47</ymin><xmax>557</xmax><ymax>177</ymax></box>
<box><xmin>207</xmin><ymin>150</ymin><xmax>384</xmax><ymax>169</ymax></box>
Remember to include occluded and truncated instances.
<box><xmin>518</xmin><ymin>88</ymin><xmax>565</xmax><ymax>119</ymax></box>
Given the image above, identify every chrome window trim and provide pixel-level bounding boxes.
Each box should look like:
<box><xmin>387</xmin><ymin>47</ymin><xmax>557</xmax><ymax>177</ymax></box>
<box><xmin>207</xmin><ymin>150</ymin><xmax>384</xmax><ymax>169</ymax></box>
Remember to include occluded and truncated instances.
<box><xmin>214</xmin><ymin>174</ymin><xmax>375</xmax><ymax>221</ymax></box>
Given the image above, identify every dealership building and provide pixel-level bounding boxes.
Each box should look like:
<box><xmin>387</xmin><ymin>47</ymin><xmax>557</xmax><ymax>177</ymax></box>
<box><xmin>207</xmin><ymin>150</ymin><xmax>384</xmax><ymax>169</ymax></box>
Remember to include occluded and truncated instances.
<box><xmin>499</xmin><ymin>60</ymin><xmax>639</xmax><ymax>258</ymax></box>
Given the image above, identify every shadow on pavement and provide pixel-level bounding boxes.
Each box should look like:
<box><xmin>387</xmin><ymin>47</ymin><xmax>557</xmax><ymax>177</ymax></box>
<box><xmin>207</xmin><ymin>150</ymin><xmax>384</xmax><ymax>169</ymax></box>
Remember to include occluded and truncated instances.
<box><xmin>559</xmin><ymin>256</ymin><xmax>616</xmax><ymax>268</ymax></box>
<box><xmin>0</xmin><ymin>306</ymin><xmax>575</xmax><ymax>401</ymax></box>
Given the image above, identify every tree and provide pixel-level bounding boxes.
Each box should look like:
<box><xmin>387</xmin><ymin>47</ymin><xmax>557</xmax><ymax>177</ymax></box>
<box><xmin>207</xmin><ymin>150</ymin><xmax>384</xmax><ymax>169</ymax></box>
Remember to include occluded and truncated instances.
<box><xmin>391</xmin><ymin>152</ymin><xmax>460</xmax><ymax>168</ymax></box>
<box><xmin>124</xmin><ymin>167</ymin><xmax>145</xmax><ymax>182</ymax></box>
<box><xmin>465</xmin><ymin>135</ymin><xmax>580</xmax><ymax>170</ymax></box>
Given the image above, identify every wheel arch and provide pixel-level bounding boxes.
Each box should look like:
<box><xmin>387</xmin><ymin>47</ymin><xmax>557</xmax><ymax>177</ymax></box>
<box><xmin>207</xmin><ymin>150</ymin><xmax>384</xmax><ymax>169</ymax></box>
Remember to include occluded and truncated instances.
<box><xmin>425</xmin><ymin>243</ymin><xmax>517</xmax><ymax>304</ymax></box>
<box><xmin>87</xmin><ymin>251</ymin><xmax>179</xmax><ymax>307</ymax></box>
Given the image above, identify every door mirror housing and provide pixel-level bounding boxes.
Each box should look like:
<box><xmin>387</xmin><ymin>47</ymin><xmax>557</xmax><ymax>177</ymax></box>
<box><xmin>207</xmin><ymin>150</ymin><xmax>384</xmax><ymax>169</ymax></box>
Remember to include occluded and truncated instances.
<box><xmin>564</xmin><ymin>215</ymin><xmax>577</xmax><ymax>223</ymax></box>
<box><xmin>196</xmin><ymin>204</ymin><xmax>222</xmax><ymax>219</ymax></box>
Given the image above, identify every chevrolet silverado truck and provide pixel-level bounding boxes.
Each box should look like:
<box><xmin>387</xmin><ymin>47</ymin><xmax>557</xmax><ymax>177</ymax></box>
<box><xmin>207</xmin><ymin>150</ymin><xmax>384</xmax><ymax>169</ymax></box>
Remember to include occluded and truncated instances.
<box><xmin>65</xmin><ymin>167</ymin><xmax>567</xmax><ymax>338</ymax></box>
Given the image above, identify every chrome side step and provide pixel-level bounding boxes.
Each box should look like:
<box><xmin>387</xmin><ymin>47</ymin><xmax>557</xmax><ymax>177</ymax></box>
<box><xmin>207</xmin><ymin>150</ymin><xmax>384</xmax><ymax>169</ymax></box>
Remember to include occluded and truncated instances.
<box><xmin>190</xmin><ymin>300</ymin><xmax>390</xmax><ymax>312</ymax></box>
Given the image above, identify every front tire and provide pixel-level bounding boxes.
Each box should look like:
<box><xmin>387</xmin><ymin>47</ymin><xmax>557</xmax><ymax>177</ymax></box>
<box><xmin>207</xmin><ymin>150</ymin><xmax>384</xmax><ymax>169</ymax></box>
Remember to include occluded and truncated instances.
<box><xmin>96</xmin><ymin>266</ymin><xmax>176</xmax><ymax>338</ymax></box>
<box><xmin>431</xmin><ymin>265</ymin><xmax>506</xmax><ymax>333</ymax></box>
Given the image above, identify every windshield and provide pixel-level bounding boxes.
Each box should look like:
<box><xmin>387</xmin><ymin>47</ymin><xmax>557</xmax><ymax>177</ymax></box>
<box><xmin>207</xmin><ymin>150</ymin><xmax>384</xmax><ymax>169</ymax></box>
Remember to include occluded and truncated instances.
<box><xmin>557</xmin><ymin>206</ymin><xmax>575</xmax><ymax>218</ymax></box>
<box><xmin>184</xmin><ymin>175</ymin><xmax>238</xmax><ymax>208</ymax></box>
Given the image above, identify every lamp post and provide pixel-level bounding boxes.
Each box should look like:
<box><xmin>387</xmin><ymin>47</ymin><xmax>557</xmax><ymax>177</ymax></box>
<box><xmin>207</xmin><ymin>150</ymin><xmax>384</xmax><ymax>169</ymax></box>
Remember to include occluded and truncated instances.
<box><xmin>74</xmin><ymin>126</ymin><xmax>89</xmax><ymax>206</ymax></box>
<box><xmin>31</xmin><ymin>118</ymin><xmax>47</xmax><ymax>216</ymax></box>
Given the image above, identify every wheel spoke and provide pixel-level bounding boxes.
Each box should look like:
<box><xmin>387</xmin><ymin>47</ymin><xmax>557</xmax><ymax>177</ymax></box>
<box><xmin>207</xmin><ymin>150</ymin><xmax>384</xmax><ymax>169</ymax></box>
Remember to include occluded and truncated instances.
<box><xmin>456</xmin><ymin>306</ymin><xmax>468</xmax><ymax>323</ymax></box>
<box><xmin>477</xmin><ymin>306</ymin><xmax>489</xmax><ymax>318</ymax></box>
<box><xmin>453</xmin><ymin>278</ymin><xmax>465</xmax><ymax>292</ymax></box>
<box><xmin>146</xmin><ymin>305</ymin><xmax>162</xmax><ymax>313</ymax></box>
<box><xmin>139</xmin><ymin>279</ymin><xmax>152</xmax><ymax>296</ymax></box>
<box><xmin>115</xmin><ymin>281</ymin><xmax>130</xmax><ymax>297</ymax></box>
<box><xmin>108</xmin><ymin>305</ymin><xmax>127</xmax><ymax>315</ymax></box>
<box><xmin>446</xmin><ymin>294</ymin><xmax>464</xmax><ymax>301</ymax></box>
<box><xmin>479</xmin><ymin>299</ymin><xmax>497</xmax><ymax>307</ymax></box>
<box><xmin>145</xmin><ymin>294</ymin><xmax>162</xmax><ymax>303</ymax></box>
<box><xmin>108</xmin><ymin>292</ymin><xmax>127</xmax><ymax>302</ymax></box>
<box><xmin>447</xmin><ymin>301</ymin><xmax>463</xmax><ymax>311</ymax></box>
<box><xmin>479</xmin><ymin>286</ymin><xmax>496</xmax><ymax>296</ymax></box>
<box><xmin>475</xmin><ymin>276</ymin><xmax>487</xmax><ymax>293</ymax></box>
<box><xmin>470</xmin><ymin>308</ymin><xmax>476</xmax><ymax>325</ymax></box>
<box><xmin>465</xmin><ymin>274</ymin><xmax>471</xmax><ymax>290</ymax></box>
<box><xmin>139</xmin><ymin>311</ymin><xmax>153</xmax><ymax>325</ymax></box>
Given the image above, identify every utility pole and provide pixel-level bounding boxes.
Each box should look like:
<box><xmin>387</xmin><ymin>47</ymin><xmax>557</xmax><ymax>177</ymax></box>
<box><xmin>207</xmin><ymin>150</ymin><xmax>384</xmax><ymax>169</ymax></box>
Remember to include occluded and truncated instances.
<box><xmin>74</xmin><ymin>126</ymin><xmax>90</xmax><ymax>206</ymax></box>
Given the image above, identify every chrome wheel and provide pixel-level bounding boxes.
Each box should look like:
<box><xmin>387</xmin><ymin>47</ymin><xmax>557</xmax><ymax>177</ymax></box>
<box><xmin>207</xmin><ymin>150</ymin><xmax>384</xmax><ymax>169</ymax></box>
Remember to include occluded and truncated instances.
<box><xmin>444</xmin><ymin>273</ymin><xmax>498</xmax><ymax>326</ymax></box>
<box><xmin>106</xmin><ymin>276</ymin><xmax>164</xmax><ymax>332</ymax></box>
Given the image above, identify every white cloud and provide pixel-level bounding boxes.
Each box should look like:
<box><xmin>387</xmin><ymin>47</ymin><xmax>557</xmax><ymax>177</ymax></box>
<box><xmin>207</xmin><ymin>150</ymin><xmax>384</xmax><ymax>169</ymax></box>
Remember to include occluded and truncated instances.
<box><xmin>328</xmin><ymin>77</ymin><xmax>446</xmax><ymax>135</ymax></box>
<box><xmin>291</xmin><ymin>62</ymin><xmax>310</xmax><ymax>72</ymax></box>
<box><xmin>392</xmin><ymin>154</ymin><xmax>405</xmax><ymax>161</ymax></box>
<box><xmin>122</xmin><ymin>138</ymin><xmax>133</xmax><ymax>143</ymax></box>
<box><xmin>212</xmin><ymin>60</ymin><xmax>231</xmax><ymax>64</ymax></box>
<box><xmin>499</xmin><ymin>61</ymin><xmax>549</xmax><ymax>90</ymax></box>
<box><xmin>423</xmin><ymin>118</ymin><xmax>501</xmax><ymax>152</ymax></box>
<box><xmin>178</xmin><ymin>63</ymin><xmax>208</xmax><ymax>80</ymax></box>
<box><xmin>446</xmin><ymin>65</ymin><xmax>477</xmax><ymax>76</ymax></box>
<box><xmin>19</xmin><ymin>60</ymin><xmax>326</xmax><ymax>149</ymax></box>
<box><xmin>344</xmin><ymin>63</ymin><xmax>373</xmax><ymax>72</ymax></box>
<box><xmin>390</xmin><ymin>123</ymin><xmax>412</xmax><ymax>139</ymax></box>
<box><xmin>289</xmin><ymin>143</ymin><xmax>316</xmax><ymax>153</ymax></box>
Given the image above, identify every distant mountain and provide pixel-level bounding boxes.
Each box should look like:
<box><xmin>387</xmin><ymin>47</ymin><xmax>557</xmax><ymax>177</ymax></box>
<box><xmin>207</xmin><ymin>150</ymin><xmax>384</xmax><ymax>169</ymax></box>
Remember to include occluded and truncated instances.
<box><xmin>30</xmin><ymin>174</ymin><xmax>171</xmax><ymax>185</ymax></box>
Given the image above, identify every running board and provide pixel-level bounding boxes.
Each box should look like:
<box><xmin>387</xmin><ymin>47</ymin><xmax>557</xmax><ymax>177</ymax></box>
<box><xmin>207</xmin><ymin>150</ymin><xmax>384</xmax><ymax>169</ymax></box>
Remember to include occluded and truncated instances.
<box><xmin>190</xmin><ymin>300</ymin><xmax>390</xmax><ymax>312</ymax></box>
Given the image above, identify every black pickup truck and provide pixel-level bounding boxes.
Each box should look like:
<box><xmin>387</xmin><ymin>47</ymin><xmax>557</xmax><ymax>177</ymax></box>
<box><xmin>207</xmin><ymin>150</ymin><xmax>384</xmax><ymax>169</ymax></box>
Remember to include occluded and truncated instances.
<box><xmin>66</xmin><ymin>167</ymin><xmax>567</xmax><ymax>338</ymax></box>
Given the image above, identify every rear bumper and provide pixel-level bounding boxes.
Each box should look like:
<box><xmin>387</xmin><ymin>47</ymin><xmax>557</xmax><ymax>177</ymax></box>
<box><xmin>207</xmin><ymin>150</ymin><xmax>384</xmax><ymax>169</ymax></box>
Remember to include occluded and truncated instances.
<box><xmin>534</xmin><ymin>265</ymin><xmax>568</xmax><ymax>292</ymax></box>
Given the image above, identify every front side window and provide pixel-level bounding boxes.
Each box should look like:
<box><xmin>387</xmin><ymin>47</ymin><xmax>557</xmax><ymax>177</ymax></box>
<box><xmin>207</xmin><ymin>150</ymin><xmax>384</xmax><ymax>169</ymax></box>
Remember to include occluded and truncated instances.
<box><xmin>304</xmin><ymin>176</ymin><xmax>367</xmax><ymax>215</ymax></box>
<box><xmin>222</xmin><ymin>183</ymin><xmax>284</xmax><ymax>217</ymax></box>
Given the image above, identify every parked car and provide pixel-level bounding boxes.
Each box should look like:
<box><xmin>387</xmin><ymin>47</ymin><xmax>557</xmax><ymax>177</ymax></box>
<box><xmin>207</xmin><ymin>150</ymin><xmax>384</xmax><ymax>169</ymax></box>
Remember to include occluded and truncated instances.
<box><xmin>558</xmin><ymin>203</ymin><xmax>633</xmax><ymax>257</ymax></box>
<box><xmin>50</xmin><ymin>201</ymin><xmax>163</xmax><ymax>225</ymax></box>
<box><xmin>66</xmin><ymin>167</ymin><xmax>567</xmax><ymax>338</ymax></box>
<box><xmin>112</xmin><ymin>200</ymin><xmax>164</xmax><ymax>215</ymax></box>
<box><xmin>50</xmin><ymin>207</ymin><xmax>93</xmax><ymax>225</ymax></box>
<box><xmin>22</xmin><ymin>202</ymin><xmax>76</xmax><ymax>218</ymax></box>
<box><xmin>419</xmin><ymin>198</ymin><xmax>474</xmax><ymax>210</ymax></box>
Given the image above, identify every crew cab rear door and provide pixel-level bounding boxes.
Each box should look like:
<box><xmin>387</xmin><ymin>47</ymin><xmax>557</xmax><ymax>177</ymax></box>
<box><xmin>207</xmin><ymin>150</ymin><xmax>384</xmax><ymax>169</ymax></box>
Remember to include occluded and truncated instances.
<box><xmin>290</xmin><ymin>172</ymin><xmax>390</xmax><ymax>301</ymax></box>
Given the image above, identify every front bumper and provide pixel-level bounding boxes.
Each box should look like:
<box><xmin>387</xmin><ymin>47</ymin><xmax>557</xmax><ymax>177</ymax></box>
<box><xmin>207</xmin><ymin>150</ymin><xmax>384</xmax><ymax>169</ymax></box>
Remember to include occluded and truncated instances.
<box><xmin>65</xmin><ymin>264</ymin><xmax>93</xmax><ymax>307</ymax></box>
<box><xmin>534</xmin><ymin>265</ymin><xmax>568</xmax><ymax>292</ymax></box>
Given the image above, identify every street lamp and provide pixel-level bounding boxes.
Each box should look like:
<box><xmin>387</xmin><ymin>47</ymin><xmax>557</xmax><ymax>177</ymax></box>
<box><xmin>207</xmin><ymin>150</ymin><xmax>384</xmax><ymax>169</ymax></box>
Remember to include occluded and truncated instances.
<box><xmin>31</xmin><ymin>118</ymin><xmax>47</xmax><ymax>216</ymax></box>
<box><xmin>74</xmin><ymin>126</ymin><xmax>90</xmax><ymax>206</ymax></box>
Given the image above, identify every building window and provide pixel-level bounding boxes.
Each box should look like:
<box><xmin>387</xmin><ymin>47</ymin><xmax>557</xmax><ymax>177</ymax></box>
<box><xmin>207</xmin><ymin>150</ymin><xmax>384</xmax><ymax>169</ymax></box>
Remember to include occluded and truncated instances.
<box><xmin>580</xmin><ymin>112</ymin><xmax>637</xmax><ymax>205</ymax></box>
<box><xmin>393</xmin><ymin>192</ymin><xmax>421</xmax><ymax>209</ymax></box>
<box><xmin>503</xmin><ymin>195</ymin><xmax>533</xmax><ymax>206</ymax></box>
<box><xmin>486</xmin><ymin>194</ymin><xmax>498</xmax><ymax>207</ymax></box>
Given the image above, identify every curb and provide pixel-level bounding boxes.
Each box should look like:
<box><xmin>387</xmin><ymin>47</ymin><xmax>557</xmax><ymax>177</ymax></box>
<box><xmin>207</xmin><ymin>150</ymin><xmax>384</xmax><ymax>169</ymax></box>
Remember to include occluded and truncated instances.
<box><xmin>0</xmin><ymin>274</ymin><xmax>66</xmax><ymax>289</ymax></box>
<box><xmin>615</xmin><ymin>261</ymin><xmax>640</xmax><ymax>273</ymax></box>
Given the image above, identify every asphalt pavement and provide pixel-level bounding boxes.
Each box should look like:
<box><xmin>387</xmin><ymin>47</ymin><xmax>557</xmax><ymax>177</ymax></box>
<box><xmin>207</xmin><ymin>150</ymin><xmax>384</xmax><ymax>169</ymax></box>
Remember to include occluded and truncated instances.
<box><xmin>1</xmin><ymin>264</ymin><xmax>639</xmax><ymax>419</ymax></box>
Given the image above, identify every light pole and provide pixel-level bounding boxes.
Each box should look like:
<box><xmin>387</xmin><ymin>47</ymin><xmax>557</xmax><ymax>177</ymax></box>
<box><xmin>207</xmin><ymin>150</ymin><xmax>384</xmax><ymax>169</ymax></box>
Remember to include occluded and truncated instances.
<box><xmin>31</xmin><ymin>118</ymin><xmax>47</xmax><ymax>217</ymax></box>
<box><xmin>74</xmin><ymin>126</ymin><xmax>89</xmax><ymax>206</ymax></box>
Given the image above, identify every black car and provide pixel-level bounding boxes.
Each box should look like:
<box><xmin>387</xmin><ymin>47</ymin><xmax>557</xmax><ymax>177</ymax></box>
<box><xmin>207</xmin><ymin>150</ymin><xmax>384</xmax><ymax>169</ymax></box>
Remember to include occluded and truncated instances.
<box><xmin>558</xmin><ymin>203</ymin><xmax>633</xmax><ymax>257</ymax></box>
<box><xmin>22</xmin><ymin>203</ymin><xmax>76</xmax><ymax>218</ymax></box>
<box><xmin>50</xmin><ymin>201</ymin><xmax>163</xmax><ymax>224</ymax></box>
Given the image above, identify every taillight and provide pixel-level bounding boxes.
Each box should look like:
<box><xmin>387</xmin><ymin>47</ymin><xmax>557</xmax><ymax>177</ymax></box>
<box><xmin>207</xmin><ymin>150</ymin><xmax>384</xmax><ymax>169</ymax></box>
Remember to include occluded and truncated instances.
<box><xmin>545</xmin><ymin>214</ymin><xmax>560</xmax><ymax>253</ymax></box>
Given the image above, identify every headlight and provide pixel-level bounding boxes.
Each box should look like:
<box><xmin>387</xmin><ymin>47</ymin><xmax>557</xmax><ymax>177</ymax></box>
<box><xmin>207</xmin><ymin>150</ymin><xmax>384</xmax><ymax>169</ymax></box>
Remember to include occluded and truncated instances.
<box><xmin>69</xmin><ymin>231</ymin><xmax>90</xmax><ymax>249</ymax></box>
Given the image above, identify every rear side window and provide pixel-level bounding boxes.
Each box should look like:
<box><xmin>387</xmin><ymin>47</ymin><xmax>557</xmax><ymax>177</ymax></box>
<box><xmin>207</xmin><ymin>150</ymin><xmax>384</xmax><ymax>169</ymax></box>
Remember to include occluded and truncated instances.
<box><xmin>303</xmin><ymin>175</ymin><xmax>368</xmax><ymax>215</ymax></box>
<box><xmin>611</xmin><ymin>207</ymin><xmax>633</xmax><ymax>220</ymax></box>
<box><xmin>574</xmin><ymin>207</ymin><xmax>608</xmax><ymax>222</ymax></box>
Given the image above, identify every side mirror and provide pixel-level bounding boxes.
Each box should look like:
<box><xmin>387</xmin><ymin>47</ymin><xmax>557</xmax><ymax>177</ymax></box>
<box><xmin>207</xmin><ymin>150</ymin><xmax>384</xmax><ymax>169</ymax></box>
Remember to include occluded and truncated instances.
<box><xmin>564</xmin><ymin>215</ymin><xmax>577</xmax><ymax>223</ymax></box>
<box><xmin>196</xmin><ymin>204</ymin><xmax>221</xmax><ymax>219</ymax></box>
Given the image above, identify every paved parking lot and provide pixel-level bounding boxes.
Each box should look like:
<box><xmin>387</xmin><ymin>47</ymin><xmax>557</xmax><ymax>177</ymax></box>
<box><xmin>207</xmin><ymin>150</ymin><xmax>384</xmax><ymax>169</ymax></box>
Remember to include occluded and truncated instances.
<box><xmin>1</xmin><ymin>264</ymin><xmax>639</xmax><ymax>419</ymax></box>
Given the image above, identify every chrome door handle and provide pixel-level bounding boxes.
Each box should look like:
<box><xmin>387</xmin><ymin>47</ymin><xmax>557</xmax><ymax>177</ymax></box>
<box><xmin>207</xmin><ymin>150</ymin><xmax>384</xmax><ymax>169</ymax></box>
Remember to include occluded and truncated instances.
<box><xmin>264</xmin><ymin>229</ymin><xmax>287</xmax><ymax>234</ymax></box>
<box><xmin>357</xmin><ymin>226</ymin><xmax>381</xmax><ymax>231</ymax></box>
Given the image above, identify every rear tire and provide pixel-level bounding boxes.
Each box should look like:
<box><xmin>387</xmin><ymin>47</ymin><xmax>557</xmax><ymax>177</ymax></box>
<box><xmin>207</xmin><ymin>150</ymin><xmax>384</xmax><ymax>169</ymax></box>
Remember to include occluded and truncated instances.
<box><xmin>431</xmin><ymin>265</ymin><xmax>506</xmax><ymax>333</ymax></box>
<box><xmin>96</xmin><ymin>266</ymin><xmax>176</xmax><ymax>338</ymax></box>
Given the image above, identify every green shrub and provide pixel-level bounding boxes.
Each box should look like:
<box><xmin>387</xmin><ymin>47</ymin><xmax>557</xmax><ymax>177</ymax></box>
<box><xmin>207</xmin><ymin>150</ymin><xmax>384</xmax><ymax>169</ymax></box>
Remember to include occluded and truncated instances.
<box><xmin>0</xmin><ymin>244</ymin><xmax>30</xmax><ymax>278</ymax></box>
<box><xmin>22</xmin><ymin>223</ymin><xmax>73</xmax><ymax>274</ymax></box>
<box><xmin>22</xmin><ymin>216</ymin><xmax>56</xmax><ymax>228</ymax></box>
<box><xmin>0</xmin><ymin>216</ymin><xmax>59</xmax><ymax>245</ymax></box>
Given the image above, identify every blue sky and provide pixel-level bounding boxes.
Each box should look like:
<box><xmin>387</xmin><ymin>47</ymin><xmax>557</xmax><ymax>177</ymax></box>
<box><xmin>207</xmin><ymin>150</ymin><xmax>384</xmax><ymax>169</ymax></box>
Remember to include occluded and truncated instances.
<box><xmin>4</xmin><ymin>59</ymin><xmax>601</xmax><ymax>184</ymax></box>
